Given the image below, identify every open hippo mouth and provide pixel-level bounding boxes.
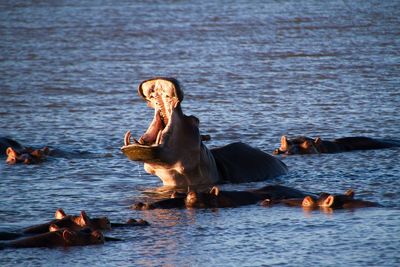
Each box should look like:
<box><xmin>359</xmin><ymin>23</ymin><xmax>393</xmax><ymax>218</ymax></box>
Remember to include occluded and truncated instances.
<box><xmin>121</xmin><ymin>77</ymin><xmax>184</xmax><ymax>162</ymax></box>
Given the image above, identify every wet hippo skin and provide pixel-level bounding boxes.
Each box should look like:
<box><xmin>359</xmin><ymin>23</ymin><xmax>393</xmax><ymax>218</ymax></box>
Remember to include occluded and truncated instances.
<box><xmin>263</xmin><ymin>189</ymin><xmax>381</xmax><ymax>210</ymax></box>
<box><xmin>0</xmin><ymin>228</ymin><xmax>104</xmax><ymax>249</ymax></box>
<box><xmin>121</xmin><ymin>77</ymin><xmax>288</xmax><ymax>187</ymax></box>
<box><xmin>274</xmin><ymin>136</ymin><xmax>400</xmax><ymax>155</ymax></box>
<box><xmin>132</xmin><ymin>184</ymin><xmax>311</xmax><ymax>209</ymax></box>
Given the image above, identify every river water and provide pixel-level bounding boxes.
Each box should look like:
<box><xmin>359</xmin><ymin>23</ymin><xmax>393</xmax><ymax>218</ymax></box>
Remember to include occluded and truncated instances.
<box><xmin>1</xmin><ymin>0</ymin><xmax>399</xmax><ymax>266</ymax></box>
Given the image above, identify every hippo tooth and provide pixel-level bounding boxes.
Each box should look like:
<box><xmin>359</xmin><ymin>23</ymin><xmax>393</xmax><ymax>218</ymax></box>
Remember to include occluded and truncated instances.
<box><xmin>155</xmin><ymin>130</ymin><xmax>162</xmax><ymax>145</ymax></box>
<box><xmin>124</xmin><ymin>131</ymin><xmax>131</xmax><ymax>146</ymax></box>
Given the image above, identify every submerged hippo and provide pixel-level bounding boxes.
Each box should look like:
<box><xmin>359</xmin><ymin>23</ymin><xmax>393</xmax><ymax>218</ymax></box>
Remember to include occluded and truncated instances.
<box><xmin>264</xmin><ymin>189</ymin><xmax>380</xmax><ymax>210</ymax></box>
<box><xmin>121</xmin><ymin>77</ymin><xmax>288</xmax><ymax>186</ymax></box>
<box><xmin>1</xmin><ymin>137</ymin><xmax>50</xmax><ymax>164</ymax></box>
<box><xmin>132</xmin><ymin>184</ymin><xmax>309</xmax><ymax>210</ymax></box>
<box><xmin>274</xmin><ymin>135</ymin><xmax>400</xmax><ymax>155</ymax></box>
<box><xmin>0</xmin><ymin>228</ymin><xmax>104</xmax><ymax>249</ymax></box>
<box><xmin>318</xmin><ymin>189</ymin><xmax>381</xmax><ymax>209</ymax></box>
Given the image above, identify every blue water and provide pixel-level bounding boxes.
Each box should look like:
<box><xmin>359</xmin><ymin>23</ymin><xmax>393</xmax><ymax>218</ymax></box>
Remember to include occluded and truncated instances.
<box><xmin>1</xmin><ymin>0</ymin><xmax>400</xmax><ymax>266</ymax></box>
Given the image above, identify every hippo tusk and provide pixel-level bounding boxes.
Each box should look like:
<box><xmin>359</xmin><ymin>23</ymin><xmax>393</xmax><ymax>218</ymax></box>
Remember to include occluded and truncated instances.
<box><xmin>124</xmin><ymin>131</ymin><xmax>131</xmax><ymax>146</ymax></box>
<box><xmin>155</xmin><ymin>130</ymin><xmax>162</xmax><ymax>145</ymax></box>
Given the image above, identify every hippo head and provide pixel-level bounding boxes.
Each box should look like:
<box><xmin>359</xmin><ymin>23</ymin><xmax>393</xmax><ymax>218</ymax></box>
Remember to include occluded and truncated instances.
<box><xmin>63</xmin><ymin>229</ymin><xmax>104</xmax><ymax>246</ymax></box>
<box><xmin>90</xmin><ymin>217</ymin><xmax>112</xmax><ymax>231</ymax></box>
<box><xmin>122</xmin><ymin>78</ymin><xmax>220</xmax><ymax>186</ymax></box>
<box><xmin>185</xmin><ymin>187</ymin><xmax>220</xmax><ymax>208</ymax></box>
<box><xmin>274</xmin><ymin>136</ymin><xmax>320</xmax><ymax>155</ymax></box>
<box><xmin>318</xmin><ymin>189</ymin><xmax>355</xmax><ymax>209</ymax></box>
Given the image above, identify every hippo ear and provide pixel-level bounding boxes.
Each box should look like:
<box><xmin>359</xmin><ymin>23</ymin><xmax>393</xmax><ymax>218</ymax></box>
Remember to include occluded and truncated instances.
<box><xmin>210</xmin><ymin>186</ymin><xmax>220</xmax><ymax>196</ymax></box>
<box><xmin>280</xmin><ymin>136</ymin><xmax>288</xmax><ymax>150</ymax></box>
<box><xmin>42</xmin><ymin>146</ymin><xmax>50</xmax><ymax>155</ymax></box>
<box><xmin>321</xmin><ymin>195</ymin><xmax>335</xmax><ymax>208</ymax></box>
<box><xmin>345</xmin><ymin>189</ymin><xmax>355</xmax><ymax>198</ymax></box>
<box><xmin>62</xmin><ymin>230</ymin><xmax>76</xmax><ymax>243</ymax></box>
<box><xmin>49</xmin><ymin>224</ymin><xmax>60</xmax><ymax>232</ymax></box>
<box><xmin>78</xmin><ymin>211</ymin><xmax>91</xmax><ymax>227</ymax></box>
<box><xmin>6</xmin><ymin>147</ymin><xmax>17</xmax><ymax>164</ymax></box>
<box><xmin>6</xmin><ymin>147</ymin><xmax>17</xmax><ymax>157</ymax></box>
<box><xmin>55</xmin><ymin>208</ymin><xmax>67</xmax><ymax>219</ymax></box>
<box><xmin>314</xmin><ymin>137</ymin><xmax>322</xmax><ymax>145</ymax></box>
<box><xmin>302</xmin><ymin>196</ymin><xmax>316</xmax><ymax>207</ymax></box>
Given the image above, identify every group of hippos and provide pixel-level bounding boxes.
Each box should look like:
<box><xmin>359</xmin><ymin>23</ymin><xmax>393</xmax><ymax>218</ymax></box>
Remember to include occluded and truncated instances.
<box><xmin>2</xmin><ymin>77</ymin><xmax>399</xmax><ymax>249</ymax></box>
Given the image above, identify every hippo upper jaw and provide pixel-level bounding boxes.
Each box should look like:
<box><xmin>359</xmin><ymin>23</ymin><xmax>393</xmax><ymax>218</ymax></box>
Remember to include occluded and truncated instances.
<box><xmin>121</xmin><ymin>78</ymin><xmax>183</xmax><ymax>162</ymax></box>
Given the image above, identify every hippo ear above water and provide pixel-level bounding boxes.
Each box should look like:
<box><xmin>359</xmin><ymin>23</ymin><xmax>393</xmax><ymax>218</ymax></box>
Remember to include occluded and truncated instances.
<box><xmin>345</xmin><ymin>189</ymin><xmax>355</xmax><ymax>198</ymax></box>
<box><xmin>314</xmin><ymin>137</ymin><xmax>322</xmax><ymax>145</ymax></box>
<box><xmin>137</xmin><ymin>77</ymin><xmax>184</xmax><ymax>103</ymax></box>
<box><xmin>280</xmin><ymin>136</ymin><xmax>288</xmax><ymax>151</ymax></box>
<box><xmin>76</xmin><ymin>211</ymin><xmax>91</xmax><ymax>227</ymax></box>
<box><xmin>302</xmin><ymin>196</ymin><xmax>316</xmax><ymax>207</ymax></box>
<box><xmin>210</xmin><ymin>186</ymin><xmax>220</xmax><ymax>196</ymax></box>
<box><xmin>320</xmin><ymin>195</ymin><xmax>335</xmax><ymax>208</ymax></box>
<box><xmin>55</xmin><ymin>208</ymin><xmax>67</xmax><ymax>219</ymax></box>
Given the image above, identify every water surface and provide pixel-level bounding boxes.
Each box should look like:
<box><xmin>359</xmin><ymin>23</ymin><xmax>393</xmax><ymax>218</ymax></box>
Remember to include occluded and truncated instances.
<box><xmin>1</xmin><ymin>0</ymin><xmax>399</xmax><ymax>266</ymax></box>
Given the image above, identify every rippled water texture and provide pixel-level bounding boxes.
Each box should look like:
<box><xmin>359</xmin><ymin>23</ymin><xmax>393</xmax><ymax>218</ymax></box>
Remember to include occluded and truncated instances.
<box><xmin>1</xmin><ymin>0</ymin><xmax>400</xmax><ymax>266</ymax></box>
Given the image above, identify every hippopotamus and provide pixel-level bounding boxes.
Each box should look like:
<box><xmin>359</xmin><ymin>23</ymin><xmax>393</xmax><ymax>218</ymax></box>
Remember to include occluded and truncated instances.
<box><xmin>0</xmin><ymin>209</ymin><xmax>148</xmax><ymax>243</ymax></box>
<box><xmin>318</xmin><ymin>190</ymin><xmax>381</xmax><ymax>209</ymax></box>
<box><xmin>0</xmin><ymin>137</ymin><xmax>50</xmax><ymax>164</ymax></box>
<box><xmin>0</xmin><ymin>228</ymin><xmax>104</xmax><ymax>249</ymax></box>
<box><xmin>121</xmin><ymin>77</ymin><xmax>288</xmax><ymax>187</ymax></box>
<box><xmin>263</xmin><ymin>189</ymin><xmax>381</xmax><ymax>210</ymax></box>
<box><xmin>6</xmin><ymin>146</ymin><xmax>50</xmax><ymax>165</ymax></box>
<box><xmin>0</xmin><ymin>209</ymin><xmax>110</xmax><ymax>241</ymax></box>
<box><xmin>273</xmin><ymin>135</ymin><xmax>400</xmax><ymax>155</ymax></box>
<box><xmin>132</xmin><ymin>184</ymin><xmax>309</xmax><ymax>209</ymax></box>
<box><xmin>0</xmin><ymin>137</ymin><xmax>25</xmax><ymax>155</ymax></box>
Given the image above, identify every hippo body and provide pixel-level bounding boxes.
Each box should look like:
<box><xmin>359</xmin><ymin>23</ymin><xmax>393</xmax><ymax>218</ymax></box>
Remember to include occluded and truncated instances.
<box><xmin>122</xmin><ymin>78</ymin><xmax>288</xmax><ymax>187</ymax></box>
<box><xmin>211</xmin><ymin>143</ymin><xmax>288</xmax><ymax>183</ymax></box>
<box><xmin>0</xmin><ymin>229</ymin><xmax>104</xmax><ymax>249</ymax></box>
<box><xmin>274</xmin><ymin>136</ymin><xmax>400</xmax><ymax>155</ymax></box>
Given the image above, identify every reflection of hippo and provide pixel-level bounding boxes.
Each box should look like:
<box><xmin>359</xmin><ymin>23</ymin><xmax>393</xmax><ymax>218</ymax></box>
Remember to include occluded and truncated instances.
<box><xmin>121</xmin><ymin>78</ymin><xmax>288</xmax><ymax>187</ymax></box>
<box><xmin>274</xmin><ymin>136</ymin><xmax>400</xmax><ymax>155</ymax></box>
<box><xmin>0</xmin><ymin>228</ymin><xmax>104</xmax><ymax>249</ymax></box>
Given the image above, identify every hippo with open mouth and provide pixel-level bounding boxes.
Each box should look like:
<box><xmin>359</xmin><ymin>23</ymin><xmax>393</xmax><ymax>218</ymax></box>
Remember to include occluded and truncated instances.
<box><xmin>121</xmin><ymin>77</ymin><xmax>288</xmax><ymax>187</ymax></box>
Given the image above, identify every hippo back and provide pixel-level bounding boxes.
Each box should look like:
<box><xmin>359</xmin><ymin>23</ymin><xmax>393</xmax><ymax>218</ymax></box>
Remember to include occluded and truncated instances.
<box><xmin>211</xmin><ymin>142</ymin><xmax>288</xmax><ymax>183</ymax></box>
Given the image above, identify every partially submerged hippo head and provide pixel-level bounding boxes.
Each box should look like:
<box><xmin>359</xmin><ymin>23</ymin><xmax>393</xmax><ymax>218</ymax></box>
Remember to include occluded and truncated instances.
<box><xmin>274</xmin><ymin>136</ymin><xmax>320</xmax><ymax>155</ymax></box>
<box><xmin>55</xmin><ymin>208</ymin><xmax>111</xmax><ymax>231</ymax></box>
<box><xmin>6</xmin><ymin>146</ymin><xmax>50</xmax><ymax>164</ymax></box>
<box><xmin>122</xmin><ymin>78</ymin><xmax>220</xmax><ymax>186</ymax></box>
